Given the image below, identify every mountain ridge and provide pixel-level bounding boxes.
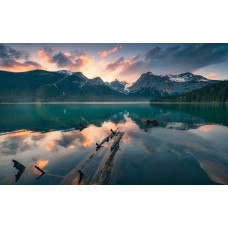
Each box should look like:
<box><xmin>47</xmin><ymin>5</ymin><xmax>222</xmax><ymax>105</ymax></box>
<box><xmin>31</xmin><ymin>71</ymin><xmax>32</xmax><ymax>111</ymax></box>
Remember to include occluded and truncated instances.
<box><xmin>0</xmin><ymin>70</ymin><xmax>220</xmax><ymax>102</ymax></box>
<box><xmin>152</xmin><ymin>81</ymin><xmax>228</xmax><ymax>103</ymax></box>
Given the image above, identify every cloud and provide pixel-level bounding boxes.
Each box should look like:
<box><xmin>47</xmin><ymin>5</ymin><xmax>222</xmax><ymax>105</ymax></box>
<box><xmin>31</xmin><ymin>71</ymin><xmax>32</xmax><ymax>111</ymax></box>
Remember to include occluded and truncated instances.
<box><xmin>38</xmin><ymin>47</ymin><xmax>54</xmax><ymax>62</ymax></box>
<box><xmin>0</xmin><ymin>44</ymin><xmax>29</xmax><ymax>60</ymax></box>
<box><xmin>0</xmin><ymin>59</ymin><xmax>44</xmax><ymax>72</ymax></box>
<box><xmin>38</xmin><ymin>48</ymin><xmax>90</xmax><ymax>71</ymax></box>
<box><xmin>98</xmin><ymin>46</ymin><xmax>123</xmax><ymax>57</ymax></box>
<box><xmin>205</xmin><ymin>72</ymin><xmax>220</xmax><ymax>80</ymax></box>
<box><xmin>35</xmin><ymin>159</ymin><xmax>49</xmax><ymax>169</ymax></box>
<box><xmin>199</xmin><ymin>125</ymin><xmax>214</xmax><ymax>132</ymax></box>
<box><xmin>118</xmin><ymin>43</ymin><xmax>228</xmax><ymax>76</ymax></box>
<box><xmin>105</xmin><ymin>56</ymin><xmax>138</xmax><ymax>72</ymax></box>
<box><xmin>0</xmin><ymin>135</ymin><xmax>32</xmax><ymax>155</ymax></box>
<box><xmin>0</xmin><ymin>44</ymin><xmax>44</xmax><ymax>72</ymax></box>
<box><xmin>105</xmin><ymin>57</ymin><xmax>124</xmax><ymax>71</ymax></box>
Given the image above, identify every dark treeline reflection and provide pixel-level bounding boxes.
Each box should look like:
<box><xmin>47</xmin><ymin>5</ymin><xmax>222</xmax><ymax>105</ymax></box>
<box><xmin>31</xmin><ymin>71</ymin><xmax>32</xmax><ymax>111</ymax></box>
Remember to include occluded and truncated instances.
<box><xmin>0</xmin><ymin>103</ymin><xmax>227</xmax><ymax>133</ymax></box>
<box><xmin>153</xmin><ymin>103</ymin><xmax>228</xmax><ymax>126</ymax></box>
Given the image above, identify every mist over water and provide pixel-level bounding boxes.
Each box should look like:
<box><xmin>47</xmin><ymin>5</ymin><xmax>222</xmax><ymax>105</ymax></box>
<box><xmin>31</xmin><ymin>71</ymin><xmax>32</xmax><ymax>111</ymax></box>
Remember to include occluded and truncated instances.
<box><xmin>0</xmin><ymin>103</ymin><xmax>227</xmax><ymax>185</ymax></box>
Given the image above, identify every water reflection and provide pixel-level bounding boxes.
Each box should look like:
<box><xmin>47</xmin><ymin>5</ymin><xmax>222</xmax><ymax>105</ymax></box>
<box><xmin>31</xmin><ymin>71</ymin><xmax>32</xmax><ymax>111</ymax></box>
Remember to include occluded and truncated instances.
<box><xmin>0</xmin><ymin>103</ymin><xmax>228</xmax><ymax>185</ymax></box>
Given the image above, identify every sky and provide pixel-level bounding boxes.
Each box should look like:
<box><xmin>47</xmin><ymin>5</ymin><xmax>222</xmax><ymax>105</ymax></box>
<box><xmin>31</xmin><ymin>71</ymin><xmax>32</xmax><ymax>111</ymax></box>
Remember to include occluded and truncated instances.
<box><xmin>0</xmin><ymin>43</ymin><xmax>228</xmax><ymax>82</ymax></box>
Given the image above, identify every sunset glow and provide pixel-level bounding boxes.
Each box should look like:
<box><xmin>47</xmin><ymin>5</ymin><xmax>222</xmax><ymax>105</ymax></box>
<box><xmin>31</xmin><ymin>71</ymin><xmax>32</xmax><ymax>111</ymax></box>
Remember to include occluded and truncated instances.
<box><xmin>1</xmin><ymin>43</ymin><xmax>228</xmax><ymax>82</ymax></box>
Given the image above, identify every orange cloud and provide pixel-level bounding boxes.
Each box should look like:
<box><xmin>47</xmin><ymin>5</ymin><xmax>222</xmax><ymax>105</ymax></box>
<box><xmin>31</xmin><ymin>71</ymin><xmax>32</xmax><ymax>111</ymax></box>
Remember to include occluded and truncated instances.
<box><xmin>0</xmin><ymin>60</ymin><xmax>45</xmax><ymax>72</ymax></box>
<box><xmin>206</xmin><ymin>72</ymin><xmax>220</xmax><ymax>80</ymax></box>
<box><xmin>36</xmin><ymin>159</ymin><xmax>49</xmax><ymax>169</ymax></box>
<box><xmin>105</xmin><ymin>56</ymin><xmax>137</xmax><ymax>72</ymax></box>
<box><xmin>98</xmin><ymin>46</ymin><xmax>123</xmax><ymax>57</ymax></box>
<box><xmin>199</xmin><ymin>125</ymin><xmax>214</xmax><ymax>132</ymax></box>
<box><xmin>45</xmin><ymin>140</ymin><xmax>58</xmax><ymax>151</ymax></box>
<box><xmin>38</xmin><ymin>50</ymin><xmax>52</xmax><ymax>62</ymax></box>
<box><xmin>38</xmin><ymin>49</ymin><xmax>90</xmax><ymax>71</ymax></box>
<box><xmin>70</xmin><ymin>54</ymin><xmax>90</xmax><ymax>71</ymax></box>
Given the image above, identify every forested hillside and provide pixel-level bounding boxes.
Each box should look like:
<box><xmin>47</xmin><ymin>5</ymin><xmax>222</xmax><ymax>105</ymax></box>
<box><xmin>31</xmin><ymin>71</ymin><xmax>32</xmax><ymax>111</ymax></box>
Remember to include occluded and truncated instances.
<box><xmin>153</xmin><ymin>81</ymin><xmax>228</xmax><ymax>102</ymax></box>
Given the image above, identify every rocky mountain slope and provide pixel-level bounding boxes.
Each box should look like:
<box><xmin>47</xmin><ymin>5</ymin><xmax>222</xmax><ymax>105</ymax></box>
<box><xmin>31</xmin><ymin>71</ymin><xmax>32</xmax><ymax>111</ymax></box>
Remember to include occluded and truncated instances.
<box><xmin>0</xmin><ymin>70</ymin><xmax>219</xmax><ymax>102</ymax></box>
<box><xmin>154</xmin><ymin>80</ymin><xmax>228</xmax><ymax>102</ymax></box>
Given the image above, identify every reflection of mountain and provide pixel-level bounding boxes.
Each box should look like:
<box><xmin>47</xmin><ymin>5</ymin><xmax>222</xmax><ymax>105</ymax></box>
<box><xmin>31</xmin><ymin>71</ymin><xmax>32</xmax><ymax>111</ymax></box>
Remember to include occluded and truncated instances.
<box><xmin>152</xmin><ymin>103</ymin><xmax>228</xmax><ymax>126</ymax></box>
<box><xmin>1</xmin><ymin>103</ymin><xmax>226</xmax><ymax>134</ymax></box>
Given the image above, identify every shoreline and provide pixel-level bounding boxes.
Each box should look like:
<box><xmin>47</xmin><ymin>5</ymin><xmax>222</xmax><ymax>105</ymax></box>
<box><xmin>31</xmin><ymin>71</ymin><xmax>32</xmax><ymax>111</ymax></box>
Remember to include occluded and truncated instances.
<box><xmin>0</xmin><ymin>101</ymin><xmax>227</xmax><ymax>105</ymax></box>
<box><xmin>0</xmin><ymin>101</ymin><xmax>151</xmax><ymax>104</ymax></box>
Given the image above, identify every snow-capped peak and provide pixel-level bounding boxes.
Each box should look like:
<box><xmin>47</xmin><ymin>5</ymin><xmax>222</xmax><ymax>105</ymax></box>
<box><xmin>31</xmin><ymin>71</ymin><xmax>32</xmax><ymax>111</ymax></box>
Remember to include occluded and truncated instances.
<box><xmin>56</xmin><ymin>70</ymin><xmax>73</xmax><ymax>75</ymax></box>
<box><xmin>167</xmin><ymin>72</ymin><xmax>209</xmax><ymax>82</ymax></box>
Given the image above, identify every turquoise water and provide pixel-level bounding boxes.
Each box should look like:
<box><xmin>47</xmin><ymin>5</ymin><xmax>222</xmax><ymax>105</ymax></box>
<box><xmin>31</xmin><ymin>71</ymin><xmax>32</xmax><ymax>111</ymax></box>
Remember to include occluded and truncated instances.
<box><xmin>0</xmin><ymin>103</ymin><xmax>228</xmax><ymax>185</ymax></box>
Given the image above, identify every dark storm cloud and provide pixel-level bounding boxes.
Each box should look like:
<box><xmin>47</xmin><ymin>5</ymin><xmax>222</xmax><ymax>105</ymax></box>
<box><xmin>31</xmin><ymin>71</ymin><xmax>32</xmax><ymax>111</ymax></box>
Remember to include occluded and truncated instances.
<box><xmin>105</xmin><ymin>56</ymin><xmax>139</xmax><ymax>72</ymax></box>
<box><xmin>52</xmin><ymin>52</ymin><xmax>72</xmax><ymax>68</ymax></box>
<box><xmin>0</xmin><ymin>44</ymin><xmax>29</xmax><ymax>60</ymax></box>
<box><xmin>121</xmin><ymin>43</ymin><xmax>228</xmax><ymax>75</ymax></box>
<box><xmin>106</xmin><ymin>57</ymin><xmax>124</xmax><ymax>71</ymax></box>
<box><xmin>0</xmin><ymin>44</ymin><xmax>43</xmax><ymax>71</ymax></box>
<box><xmin>0</xmin><ymin>59</ymin><xmax>43</xmax><ymax>70</ymax></box>
<box><xmin>38</xmin><ymin>48</ymin><xmax>90</xmax><ymax>71</ymax></box>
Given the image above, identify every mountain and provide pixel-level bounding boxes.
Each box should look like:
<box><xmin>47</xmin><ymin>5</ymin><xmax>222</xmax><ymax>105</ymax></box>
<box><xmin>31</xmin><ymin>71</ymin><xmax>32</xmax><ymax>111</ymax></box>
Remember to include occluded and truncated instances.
<box><xmin>0</xmin><ymin>70</ymin><xmax>128</xmax><ymax>102</ymax></box>
<box><xmin>0</xmin><ymin>70</ymin><xmax>220</xmax><ymax>102</ymax></box>
<box><xmin>128</xmin><ymin>72</ymin><xmax>215</xmax><ymax>97</ymax></box>
<box><xmin>153</xmin><ymin>81</ymin><xmax>228</xmax><ymax>102</ymax></box>
<box><xmin>88</xmin><ymin>77</ymin><xmax>106</xmax><ymax>86</ymax></box>
<box><xmin>129</xmin><ymin>87</ymin><xmax>169</xmax><ymax>100</ymax></box>
<box><xmin>106</xmin><ymin>79</ymin><xmax>131</xmax><ymax>94</ymax></box>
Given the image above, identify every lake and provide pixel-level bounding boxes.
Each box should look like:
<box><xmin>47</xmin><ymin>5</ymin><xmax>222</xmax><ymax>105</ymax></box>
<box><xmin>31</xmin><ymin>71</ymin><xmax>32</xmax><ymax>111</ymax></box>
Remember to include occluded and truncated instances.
<box><xmin>0</xmin><ymin>103</ymin><xmax>228</xmax><ymax>185</ymax></box>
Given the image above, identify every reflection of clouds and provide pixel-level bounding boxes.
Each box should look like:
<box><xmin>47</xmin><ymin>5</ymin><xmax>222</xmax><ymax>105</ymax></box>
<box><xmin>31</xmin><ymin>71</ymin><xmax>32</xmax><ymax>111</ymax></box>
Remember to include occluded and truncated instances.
<box><xmin>45</xmin><ymin>140</ymin><xmax>58</xmax><ymax>152</ymax></box>
<box><xmin>0</xmin><ymin>135</ymin><xmax>32</xmax><ymax>155</ymax></box>
<box><xmin>121</xmin><ymin>118</ymin><xmax>228</xmax><ymax>184</ymax></box>
<box><xmin>33</xmin><ymin>159</ymin><xmax>49</xmax><ymax>175</ymax></box>
<box><xmin>7</xmin><ymin>130</ymin><xmax>39</xmax><ymax>138</ymax></box>
<box><xmin>199</xmin><ymin>125</ymin><xmax>214</xmax><ymax>133</ymax></box>
<box><xmin>0</xmin><ymin>130</ymin><xmax>57</xmax><ymax>155</ymax></box>
<box><xmin>45</xmin><ymin>129</ymin><xmax>94</xmax><ymax>152</ymax></box>
<box><xmin>1</xmin><ymin>111</ymin><xmax>228</xmax><ymax>185</ymax></box>
<box><xmin>36</xmin><ymin>159</ymin><xmax>48</xmax><ymax>169</ymax></box>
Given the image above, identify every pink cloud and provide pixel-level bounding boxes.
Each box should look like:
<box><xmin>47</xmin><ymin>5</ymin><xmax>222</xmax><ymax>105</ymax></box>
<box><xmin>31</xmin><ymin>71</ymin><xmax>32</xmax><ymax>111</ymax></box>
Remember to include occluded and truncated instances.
<box><xmin>98</xmin><ymin>46</ymin><xmax>123</xmax><ymax>57</ymax></box>
<box><xmin>0</xmin><ymin>59</ymin><xmax>45</xmax><ymax>72</ymax></box>
<box><xmin>206</xmin><ymin>72</ymin><xmax>220</xmax><ymax>80</ymax></box>
<box><xmin>105</xmin><ymin>56</ymin><xmax>137</xmax><ymax>72</ymax></box>
<box><xmin>38</xmin><ymin>48</ymin><xmax>90</xmax><ymax>71</ymax></box>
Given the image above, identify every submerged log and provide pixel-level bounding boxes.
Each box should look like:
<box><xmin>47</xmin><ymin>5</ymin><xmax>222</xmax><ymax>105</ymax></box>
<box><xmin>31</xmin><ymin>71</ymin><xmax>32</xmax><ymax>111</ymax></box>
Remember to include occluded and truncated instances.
<box><xmin>110</xmin><ymin>129</ymin><xmax>118</xmax><ymax>139</ymax></box>
<box><xmin>99</xmin><ymin>132</ymin><xmax>124</xmax><ymax>184</ymax></box>
<box><xmin>79</xmin><ymin>123</ymin><xmax>86</xmax><ymax>131</ymax></box>
<box><xmin>12</xmin><ymin>160</ymin><xmax>26</xmax><ymax>182</ymax></box>
<box><xmin>145</xmin><ymin>119</ymin><xmax>159</xmax><ymax>126</ymax></box>
<box><xmin>12</xmin><ymin>159</ymin><xmax>25</xmax><ymax>172</ymax></box>
<box><xmin>96</xmin><ymin>143</ymin><xmax>101</xmax><ymax>151</ymax></box>
<box><xmin>35</xmin><ymin>165</ymin><xmax>46</xmax><ymax>180</ymax></box>
<box><xmin>35</xmin><ymin>165</ymin><xmax>46</xmax><ymax>174</ymax></box>
<box><xmin>96</xmin><ymin>128</ymin><xmax>119</xmax><ymax>150</ymax></box>
<box><xmin>78</xmin><ymin>170</ymin><xmax>84</xmax><ymax>184</ymax></box>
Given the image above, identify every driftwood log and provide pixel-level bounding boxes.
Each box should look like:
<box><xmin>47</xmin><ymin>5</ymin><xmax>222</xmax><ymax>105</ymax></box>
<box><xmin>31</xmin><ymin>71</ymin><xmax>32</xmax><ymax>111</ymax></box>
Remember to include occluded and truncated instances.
<box><xmin>96</xmin><ymin>128</ymin><xmax>118</xmax><ymax>150</ymax></box>
<box><xmin>98</xmin><ymin>132</ymin><xmax>124</xmax><ymax>184</ymax></box>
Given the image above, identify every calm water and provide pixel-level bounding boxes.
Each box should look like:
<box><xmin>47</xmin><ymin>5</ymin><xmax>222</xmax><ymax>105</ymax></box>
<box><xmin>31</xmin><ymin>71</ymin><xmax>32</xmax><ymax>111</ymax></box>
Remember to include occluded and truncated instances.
<box><xmin>0</xmin><ymin>103</ymin><xmax>228</xmax><ymax>185</ymax></box>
